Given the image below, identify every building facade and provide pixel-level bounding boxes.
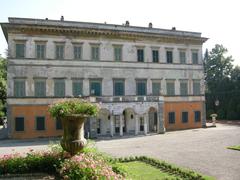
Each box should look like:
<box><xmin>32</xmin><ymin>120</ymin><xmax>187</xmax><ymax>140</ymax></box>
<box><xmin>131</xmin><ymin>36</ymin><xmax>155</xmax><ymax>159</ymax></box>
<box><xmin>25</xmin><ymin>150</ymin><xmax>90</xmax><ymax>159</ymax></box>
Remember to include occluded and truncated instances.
<box><xmin>1</xmin><ymin>18</ymin><xmax>207</xmax><ymax>139</ymax></box>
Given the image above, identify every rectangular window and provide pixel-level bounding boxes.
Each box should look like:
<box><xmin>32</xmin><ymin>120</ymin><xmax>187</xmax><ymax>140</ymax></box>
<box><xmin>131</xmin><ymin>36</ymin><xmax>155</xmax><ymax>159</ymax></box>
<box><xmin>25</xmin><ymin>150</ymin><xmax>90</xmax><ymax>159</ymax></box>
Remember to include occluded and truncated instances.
<box><xmin>137</xmin><ymin>49</ymin><xmax>144</xmax><ymax>62</ymax></box>
<box><xmin>193</xmin><ymin>80</ymin><xmax>201</xmax><ymax>95</ymax></box>
<box><xmin>168</xmin><ymin>112</ymin><xmax>175</xmax><ymax>124</ymax></box>
<box><xmin>15</xmin><ymin>43</ymin><xmax>25</xmax><ymax>58</ymax></box>
<box><xmin>14</xmin><ymin>79</ymin><xmax>26</xmax><ymax>97</ymax></box>
<box><xmin>90</xmin><ymin>80</ymin><xmax>102</xmax><ymax>96</ymax></box>
<box><xmin>54</xmin><ymin>79</ymin><xmax>65</xmax><ymax>97</ymax></box>
<box><xmin>182</xmin><ymin>112</ymin><xmax>188</xmax><ymax>123</ymax></box>
<box><xmin>194</xmin><ymin>111</ymin><xmax>201</xmax><ymax>122</ymax></box>
<box><xmin>166</xmin><ymin>51</ymin><xmax>173</xmax><ymax>63</ymax></box>
<box><xmin>114</xmin><ymin>46</ymin><xmax>122</xmax><ymax>61</ymax></box>
<box><xmin>74</xmin><ymin>46</ymin><xmax>82</xmax><ymax>59</ymax></box>
<box><xmin>179</xmin><ymin>51</ymin><xmax>186</xmax><ymax>64</ymax></box>
<box><xmin>91</xmin><ymin>46</ymin><xmax>100</xmax><ymax>60</ymax></box>
<box><xmin>180</xmin><ymin>81</ymin><xmax>188</xmax><ymax>95</ymax></box>
<box><xmin>56</xmin><ymin>44</ymin><xmax>64</xmax><ymax>59</ymax></box>
<box><xmin>36</xmin><ymin>116</ymin><xmax>45</xmax><ymax>131</ymax></box>
<box><xmin>136</xmin><ymin>80</ymin><xmax>147</xmax><ymax>96</ymax></box>
<box><xmin>34</xmin><ymin>79</ymin><xmax>46</xmax><ymax>97</ymax></box>
<box><xmin>56</xmin><ymin>118</ymin><xmax>63</xmax><ymax>130</ymax></box>
<box><xmin>166</xmin><ymin>81</ymin><xmax>175</xmax><ymax>95</ymax></box>
<box><xmin>113</xmin><ymin>80</ymin><xmax>124</xmax><ymax>96</ymax></box>
<box><xmin>15</xmin><ymin>117</ymin><xmax>24</xmax><ymax>131</ymax></box>
<box><xmin>152</xmin><ymin>50</ymin><xmax>159</xmax><ymax>63</ymax></box>
<box><xmin>36</xmin><ymin>44</ymin><xmax>46</xmax><ymax>59</ymax></box>
<box><xmin>152</xmin><ymin>82</ymin><xmax>161</xmax><ymax>95</ymax></box>
<box><xmin>72</xmin><ymin>80</ymin><xmax>83</xmax><ymax>97</ymax></box>
<box><xmin>192</xmin><ymin>51</ymin><xmax>198</xmax><ymax>64</ymax></box>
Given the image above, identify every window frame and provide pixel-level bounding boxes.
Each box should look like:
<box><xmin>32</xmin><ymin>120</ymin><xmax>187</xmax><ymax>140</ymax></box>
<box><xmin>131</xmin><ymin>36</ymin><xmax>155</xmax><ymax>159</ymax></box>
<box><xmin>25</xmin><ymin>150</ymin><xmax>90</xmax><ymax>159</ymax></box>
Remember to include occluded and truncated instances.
<box><xmin>166</xmin><ymin>80</ymin><xmax>175</xmax><ymax>96</ymax></box>
<box><xmin>192</xmin><ymin>51</ymin><xmax>199</xmax><ymax>64</ymax></box>
<box><xmin>89</xmin><ymin>79</ymin><xmax>102</xmax><ymax>96</ymax></box>
<box><xmin>56</xmin><ymin>117</ymin><xmax>63</xmax><ymax>130</ymax></box>
<box><xmin>35</xmin><ymin>42</ymin><xmax>46</xmax><ymax>59</ymax></box>
<box><xmin>168</xmin><ymin>112</ymin><xmax>175</xmax><ymax>124</ymax></box>
<box><xmin>136</xmin><ymin>79</ymin><xmax>147</xmax><ymax>96</ymax></box>
<box><xmin>180</xmin><ymin>80</ymin><xmax>188</xmax><ymax>96</ymax></box>
<box><xmin>182</xmin><ymin>111</ymin><xmax>188</xmax><ymax>123</ymax></box>
<box><xmin>35</xmin><ymin>116</ymin><xmax>46</xmax><ymax>131</ymax></box>
<box><xmin>113</xmin><ymin>45</ymin><xmax>122</xmax><ymax>61</ymax></box>
<box><xmin>54</xmin><ymin>79</ymin><xmax>65</xmax><ymax>97</ymax></box>
<box><xmin>15</xmin><ymin>117</ymin><xmax>24</xmax><ymax>132</ymax></box>
<box><xmin>137</xmin><ymin>48</ymin><xmax>144</xmax><ymax>62</ymax></box>
<box><xmin>55</xmin><ymin>43</ymin><xmax>65</xmax><ymax>59</ymax></box>
<box><xmin>152</xmin><ymin>49</ymin><xmax>159</xmax><ymax>63</ymax></box>
<box><xmin>193</xmin><ymin>80</ymin><xmax>201</xmax><ymax>95</ymax></box>
<box><xmin>15</xmin><ymin>41</ymin><xmax>26</xmax><ymax>58</ymax></box>
<box><xmin>194</xmin><ymin>111</ymin><xmax>201</xmax><ymax>122</ymax></box>
<box><xmin>166</xmin><ymin>50</ymin><xmax>173</xmax><ymax>63</ymax></box>
<box><xmin>72</xmin><ymin>79</ymin><xmax>83</xmax><ymax>97</ymax></box>
<box><xmin>73</xmin><ymin>44</ymin><xmax>82</xmax><ymax>60</ymax></box>
<box><xmin>34</xmin><ymin>78</ymin><xmax>46</xmax><ymax>97</ymax></box>
<box><xmin>14</xmin><ymin>79</ymin><xmax>26</xmax><ymax>97</ymax></box>
<box><xmin>113</xmin><ymin>79</ymin><xmax>125</xmax><ymax>96</ymax></box>
<box><xmin>152</xmin><ymin>81</ymin><xmax>161</xmax><ymax>95</ymax></box>
<box><xmin>91</xmin><ymin>45</ymin><xmax>100</xmax><ymax>61</ymax></box>
<box><xmin>179</xmin><ymin>51</ymin><xmax>186</xmax><ymax>64</ymax></box>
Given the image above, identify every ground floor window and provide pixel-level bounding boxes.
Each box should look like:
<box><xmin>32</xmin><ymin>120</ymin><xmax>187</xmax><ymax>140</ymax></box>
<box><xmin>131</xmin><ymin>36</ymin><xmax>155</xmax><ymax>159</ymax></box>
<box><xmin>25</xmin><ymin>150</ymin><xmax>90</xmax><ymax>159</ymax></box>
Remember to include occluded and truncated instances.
<box><xmin>97</xmin><ymin>119</ymin><xmax>101</xmax><ymax>134</ymax></box>
<box><xmin>168</xmin><ymin>112</ymin><xmax>175</xmax><ymax>124</ymax></box>
<box><xmin>36</xmin><ymin>116</ymin><xmax>45</xmax><ymax>131</ymax></box>
<box><xmin>140</xmin><ymin>117</ymin><xmax>144</xmax><ymax>131</ymax></box>
<box><xmin>56</xmin><ymin>118</ymin><xmax>62</xmax><ymax>130</ymax></box>
<box><xmin>182</xmin><ymin>112</ymin><xmax>188</xmax><ymax>123</ymax></box>
<box><xmin>15</xmin><ymin>117</ymin><xmax>24</xmax><ymax>131</ymax></box>
<box><xmin>194</xmin><ymin>111</ymin><xmax>201</xmax><ymax>122</ymax></box>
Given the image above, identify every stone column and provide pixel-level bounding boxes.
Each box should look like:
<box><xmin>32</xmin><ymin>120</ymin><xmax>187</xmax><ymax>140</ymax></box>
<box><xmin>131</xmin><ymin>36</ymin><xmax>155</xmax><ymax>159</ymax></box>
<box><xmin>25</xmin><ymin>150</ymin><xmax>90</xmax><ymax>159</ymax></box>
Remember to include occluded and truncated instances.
<box><xmin>144</xmin><ymin>114</ymin><xmax>148</xmax><ymax>135</ymax></box>
<box><xmin>110</xmin><ymin>115</ymin><xmax>114</xmax><ymax>137</ymax></box>
<box><xmin>120</xmin><ymin>115</ymin><xmax>123</xmax><ymax>136</ymax></box>
<box><xmin>135</xmin><ymin>114</ymin><xmax>139</xmax><ymax>135</ymax></box>
<box><xmin>158</xmin><ymin>96</ymin><xmax>166</xmax><ymax>134</ymax></box>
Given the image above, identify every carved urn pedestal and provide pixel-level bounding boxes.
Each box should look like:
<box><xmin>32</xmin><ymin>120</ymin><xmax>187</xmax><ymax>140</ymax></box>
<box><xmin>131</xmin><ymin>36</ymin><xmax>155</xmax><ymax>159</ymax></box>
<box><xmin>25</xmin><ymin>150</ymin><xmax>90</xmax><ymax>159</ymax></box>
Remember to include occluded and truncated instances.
<box><xmin>60</xmin><ymin>115</ymin><xmax>87</xmax><ymax>155</ymax></box>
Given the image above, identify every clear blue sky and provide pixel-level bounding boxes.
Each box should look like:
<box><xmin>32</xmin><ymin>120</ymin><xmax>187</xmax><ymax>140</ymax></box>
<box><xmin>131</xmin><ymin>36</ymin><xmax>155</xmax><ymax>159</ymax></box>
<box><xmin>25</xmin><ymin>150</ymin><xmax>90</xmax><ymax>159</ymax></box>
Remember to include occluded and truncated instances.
<box><xmin>1</xmin><ymin>0</ymin><xmax>239</xmax><ymax>65</ymax></box>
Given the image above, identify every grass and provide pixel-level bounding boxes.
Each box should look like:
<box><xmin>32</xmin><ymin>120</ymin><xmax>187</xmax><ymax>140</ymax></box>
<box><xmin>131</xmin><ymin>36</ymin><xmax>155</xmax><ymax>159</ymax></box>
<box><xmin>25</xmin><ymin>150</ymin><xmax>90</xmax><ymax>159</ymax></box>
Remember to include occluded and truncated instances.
<box><xmin>118</xmin><ymin>161</ymin><xmax>176</xmax><ymax>180</ymax></box>
<box><xmin>227</xmin><ymin>145</ymin><xmax>240</xmax><ymax>151</ymax></box>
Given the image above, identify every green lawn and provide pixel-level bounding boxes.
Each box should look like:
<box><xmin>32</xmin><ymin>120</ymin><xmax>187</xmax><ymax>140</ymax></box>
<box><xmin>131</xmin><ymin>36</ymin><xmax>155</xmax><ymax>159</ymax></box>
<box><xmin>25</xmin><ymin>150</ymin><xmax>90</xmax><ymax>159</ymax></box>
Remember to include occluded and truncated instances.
<box><xmin>227</xmin><ymin>145</ymin><xmax>240</xmax><ymax>151</ymax></box>
<box><xmin>118</xmin><ymin>161</ymin><xmax>176</xmax><ymax>180</ymax></box>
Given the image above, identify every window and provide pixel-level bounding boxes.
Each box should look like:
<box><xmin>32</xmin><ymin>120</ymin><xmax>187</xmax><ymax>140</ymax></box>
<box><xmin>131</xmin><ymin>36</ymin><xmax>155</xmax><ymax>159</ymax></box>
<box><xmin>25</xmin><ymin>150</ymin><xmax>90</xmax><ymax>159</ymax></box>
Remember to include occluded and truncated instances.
<box><xmin>192</xmin><ymin>51</ymin><xmax>198</xmax><ymax>64</ymax></box>
<box><xmin>15</xmin><ymin>117</ymin><xmax>24</xmax><ymax>131</ymax></box>
<box><xmin>56</xmin><ymin>118</ymin><xmax>62</xmax><ymax>130</ymax></box>
<box><xmin>136</xmin><ymin>80</ymin><xmax>147</xmax><ymax>95</ymax></box>
<box><xmin>152</xmin><ymin>50</ymin><xmax>159</xmax><ymax>63</ymax></box>
<box><xmin>14</xmin><ymin>79</ymin><xmax>25</xmax><ymax>97</ymax></box>
<box><xmin>193</xmin><ymin>80</ymin><xmax>201</xmax><ymax>95</ymax></box>
<box><xmin>54</xmin><ymin>79</ymin><xmax>65</xmax><ymax>97</ymax></box>
<box><xmin>179</xmin><ymin>51</ymin><xmax>186</xmax><ymax>64</ymax></box>
<box><xmin>36</xmin><ymin>116</ymin><xmax>45</xmax><ymax>130</ymax></box>
<box><xmin>137</xmin><ymin>49</ymin><xmax>144</xmax><ymax>62</ymax></box>
<box><xmin>34</xmin><ymin>79</ymin><xmax>46</xmax><ymax>97</ymax></box>
<box><xmin>166</xmin><ymin>81</ymin><xmax>175</xmax><ymax>95</ymax></box>
<box><xmin>15</xmin><ymin>43</ymin><xmax>25</xmax><ymax>58</ymax></box>
<box><xmin>114</xmin><ymin>46</ymin><xmax>122</xmax><ymax>61</ymax></box>
<box><xmin>115</xmin><ymin>116</ymin><xmax>120</xmax><ymax>133</ymax></box>
<box><xmin>180</xmin><ymin>81</ymin><xmax>188</xmax><ymax>95</ymax></box>
<box><xmin>168</xmin><ymin>112</ymin><xmax>175</xmax><ymax>124</ymax></box>
<box><xmin>90</xmin><ymin>80</ymin><xmax>102</xmax><ymax>96</ymax></box>
<box><xmin>152</xmin><ymin>82</ymin><xmax>161</xmax><ymax>95</ymax></box>
<box><xmin>182</xmin><ymin>112</ymin><xmax>188</xmax><ymax>123</ymax></box>
<box><xmin>74</xmin><ymin>46</ymin><xmax>82</xmax><ymax>59</ymax></box>
<box><xmin>97</xmin><ymin>119</ymin><xmax>101</xmax><ymax>134</ymax></box>
<box><xmin>113</xmin><ymin>79</ymin><xmax>124</xmax><ymax>96</ymax></box>
<box><xmin>166</xmin><ymin>51</ymin><xmax>173</xmax><ymax>63</ymax></box>
<box><xmin>72</xmin><ymin>80</ymin><xmax>83</xmax><ymax>97</ymax></box>
<box><xmin>55</xmin><ymin>44</ymin><xmax>64</xmax><ymax>59</ymax></box>
<box><xmin>140</xmin><ymin>117</ymin><xmax>144</xmax><ymax>131</ymax></box>
<box><xmin>91</xmin><ymin>46</ymin><xmax>100</xmax><ymax>60</ymax></box>
<box><xmin>36</xmin><ymin>44</ymin><xmax>46</xmax><ymax>59</ymax></box>
<box><xmin>194</xmin><ymin>111</ymin><xmax>201</xmax><ymax>122</ymax></box>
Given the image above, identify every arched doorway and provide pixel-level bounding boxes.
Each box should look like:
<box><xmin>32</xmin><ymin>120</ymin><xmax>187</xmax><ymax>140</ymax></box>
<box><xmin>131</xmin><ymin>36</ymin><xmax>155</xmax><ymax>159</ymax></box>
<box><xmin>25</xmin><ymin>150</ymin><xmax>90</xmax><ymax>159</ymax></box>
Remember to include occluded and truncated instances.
<box><xmin>148</xmin><ymin>107</ymin><xmax>158</xmax><ymax>133</ymax></box>
<box><xmin>123</xmin><ymin>108</ymin><xmax>135</xmax><ymax>135</ymax></box>
<box><xmin>96</xmin><ymin>109</ymin><xmax>110</xmax><ymax>136</ymax></box>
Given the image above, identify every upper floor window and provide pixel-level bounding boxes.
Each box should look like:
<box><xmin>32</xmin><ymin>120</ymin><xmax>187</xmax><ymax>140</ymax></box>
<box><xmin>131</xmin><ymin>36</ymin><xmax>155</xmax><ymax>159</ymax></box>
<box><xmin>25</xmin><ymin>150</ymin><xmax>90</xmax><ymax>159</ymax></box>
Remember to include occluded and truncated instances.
<box><xmin>14</xmin><ymin>79</ymin><xmax>26</xmax><ymax>97</ymax></box>
<box><xmin>152</xmin><ymin>50</ymin><xmax>159</xmax><ymax>63</ymax></box>
<box><xmin>34</xmin><ymin>79</ymin><xmax>46</xmax><ymax>97</ymax></box>
<box><xmin>136</xmin><ymin>80</ymin><xmax>147</xmax><ymax>96</ymax></box>
<box><xmin>152</xmin><ymin>81</ymin><xmax>161</xmax><ymax>95</ymax></box>
<box><xmin>73</xmin><ymin>45</ymin><xmax>82</xmax><ymax>59</ymax></box>
<box><xmin>166</xmin><ymin>81</ymin><xmax>175</xmax><ymax>95</ymax></box>
<box><xmin>72</xmin><ymin>79</ymin><xmax>83</xmax><ymax>97</ymax></box>
<box><xmin>192</xmin><ymin>51</ymin><xmax>199</xmax><ymax>64</ymax></box>
<box><xmin>179</xmin><ymin>51</ymin><xmax>186</xmax><ymax>64</ymax></box>
<box><xmin>15</xmin><ymin>42</ymin><xmax>25</xmax><ymax>58</ymax></box>
<box><xmin>137</xmin><ymin>49</ymin><xmax>144</xmax><ymax>62</ymax></box>
<box><xmin>180</xmin><ymin>81</ymin><xmax>188</xmax><ymax>95</ymax></box>
<box><xmin>54</xmin><ymin>79</ymin><xmax>65</xmax><ymax>97</ymax></box>
<box><xmin>113</xmin><ymin>79</ymin><xmax>124</xmax><ymax>96</ymax></box>
<box><xmin>15</xmin><ymin>117</ymin><xmax>24</xmax><ymax>131</ymax></box>
<box><xmin>90</xmin><ymin>80</ymin><xmax>102</xmax><ymax>96</ymax></box>
<box><xmin>36</xmin><ymin>43</ymin><xmax>46</xmax><ymax>59</ymax></box>
<box><xmin>114</xmin><ymin>46</ymin><xmax>122</xmax><ymax>61</ymax></box>
<box><xmin>166</xmin><ymin>50</ymin><xmax>173</xmax><ymax>63</ymax></box>
<box><xmin>91</xmin><ymin>45</ymin><xmax>100</xmax><ymax>61</ymax></box>
<box><xmin>168</xmin><ymin>112</ymin><xmax>175</xmax><ymax>124</ymax></box>
<box><xmin>193</xmin><ymin>80</ymin><xmax>201</xmax><ymax>95</ymax></box>
<box><xmin>55</xmin><ymin>44</ymin><xmax>64</xmax><ymax>59</ymax></box>
<box><xmin>194</xmin><ymin>111</ymin><xmax>201</xmax><ymax>122</ymax></box>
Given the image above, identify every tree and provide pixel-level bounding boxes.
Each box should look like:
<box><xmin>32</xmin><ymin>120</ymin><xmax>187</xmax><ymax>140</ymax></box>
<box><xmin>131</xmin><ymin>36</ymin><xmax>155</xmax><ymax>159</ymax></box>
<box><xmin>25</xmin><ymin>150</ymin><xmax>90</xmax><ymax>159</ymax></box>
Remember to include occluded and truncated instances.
<box><xmin>0</xmin><ymin>55</ymin><xmax>7</xmax><ymax>118</ymax></box>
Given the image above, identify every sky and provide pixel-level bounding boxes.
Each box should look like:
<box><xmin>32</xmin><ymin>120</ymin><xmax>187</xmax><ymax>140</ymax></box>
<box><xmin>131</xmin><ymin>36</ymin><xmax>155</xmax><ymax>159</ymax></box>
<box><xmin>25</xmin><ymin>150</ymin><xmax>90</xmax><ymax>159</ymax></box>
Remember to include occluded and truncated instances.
<box><xmin>0</xmin><ymin>0</ymin><xmax>239</xmax><ymax>65</ymax></box>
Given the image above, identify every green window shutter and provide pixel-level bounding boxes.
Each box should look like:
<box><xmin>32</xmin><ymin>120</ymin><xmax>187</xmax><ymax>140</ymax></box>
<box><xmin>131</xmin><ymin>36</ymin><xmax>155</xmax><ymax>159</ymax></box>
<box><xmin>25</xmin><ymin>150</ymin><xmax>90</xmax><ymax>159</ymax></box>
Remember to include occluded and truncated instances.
<box><xmin>72</xmin><ymin>81</ymin><xmax>82</xmax><ymax>96</ymax></box>
<box><xmin>114</xmin><ymin>47</ymin><xmax>122</xmax><ymax>61</ymax></box>
<box><xmin>137</xmin><ymin>81</ymin><xmax>146</xmax><ymax>95</ymax></box>
<box><xmin>166</xmin><ymin>51</ymin><xmax>173</xmax><ymax>63</ymax></box>
<box><xmin>54</xmin><ymin>80</ymin><xmax>65</xmax><ymax>97</ymax></box>
<box><xmin>168</xmin><ymin>112</ymin><xmax>175</xmax><ymax>124</ymax></box>
<box><xmin>137</xmin><ymin>49</ymin><xmax>144</xmax><ymax>62</ymax></box>
<box><xmin>114</xmin><ymin>81</ymin><xmax>124</xmax><ymax>96</ymax></box>
<box><xmin>193</xmin><ymin>81</ymin><xmax>200</xmax><ymax>95</ymax></box>
<box><xmin>180</xmin><ymin>82</ymin><xmax>188</xmax><ymax>95</ymax></box>
<box><xmin>16</xmin><ymin>44</ymin><xmax>25</xmax><ymax>58</ymax></box>
<box><xmin>92</xmin><ymin>47</ymin><xmax>99</xmax><ymax>60</ymax></box>
<box><xmin>152</xmin><ymin>50</ymin><xmax>159</xmax><ymax>62</ymax></box>
<box><xmin>36</xmin><ymin>116</ymin><xmax>45</xmax><ymax>130</ymax></box>
<box><xmin>56</xmin><ymin>45</ymin><xmax>64</xmax><ymax>59</ymax></box>
<box><xmin>194</xmin><ymin>111</ymin><xmax>201</xmax><ymax>122</ymax></box>
<box><xmin>180</xmin><ymin>52</ymin><xmax>186</xmax><ymax>64</ymax></box>
<box><xmin>192</xmin><ymin>52</ymin><xmax>198</xmax><ymax>64</ymax></box>
<box><xmin>167</xmin><ymin>82</ymin><xmax>175</xmax><ymax>95</ymax></box>
<box><xmin>15</xmin><ymin>117</ymin><xmax>24</xmax><ymax>131</ymax></box>
<box><xmin>35</xmin><ymin>81</ymin><xmax>46</xmax><ymax>97</ymax></box>
<box><xmin>74</xmin><ymin>46</ymin><xmax>82</xmax><ymax>59</ymax></box>
<box><xmin>90</xmin><ymin>81</ymin><xmax>101</xmax><ymax>96</ymax></box>
<box><xmin>14</xmin><ymin>80</ymin><xmax>25</xmax><ymax>97</ymax></box>
<box><xmin>152</xmin><ymin>82</ymin><xmax>161</xmax><ymax>95</ymax></box>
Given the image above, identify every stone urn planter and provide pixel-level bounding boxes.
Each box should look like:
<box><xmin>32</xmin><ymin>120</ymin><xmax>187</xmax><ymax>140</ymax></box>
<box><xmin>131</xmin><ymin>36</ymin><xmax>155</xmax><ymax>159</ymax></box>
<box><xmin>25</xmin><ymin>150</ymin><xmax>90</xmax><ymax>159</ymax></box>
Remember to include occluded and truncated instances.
<box><xmin>210</xmin><ymin>113</ymin><xmax>217</xmax><ymax>127</ymax></box>
<box><xmin>49</xmin><ymin>99</ymin><xmax>99</xmax><ymax>156</ymax></box>
<box><xmin>60</xmin><ymin>114</ymin><xmax>88</xmax><ymax>155</ymax></box>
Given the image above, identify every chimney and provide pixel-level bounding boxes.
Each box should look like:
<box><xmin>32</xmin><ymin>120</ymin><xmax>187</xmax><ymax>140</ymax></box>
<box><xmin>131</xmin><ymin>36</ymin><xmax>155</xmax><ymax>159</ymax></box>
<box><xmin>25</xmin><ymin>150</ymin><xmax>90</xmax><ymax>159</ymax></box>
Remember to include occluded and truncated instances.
<box><xmin>149</xmin><ymin>22</ymin><xmax>153</xmax><ymax>28</ymax></box>
<box><xmin>61</xmin><ymin>16</ymin><xmax>64</xmax><ymax>21</ymax></box>
<box><xmin>172</xmin><ymin>27</ymin><xmax>176</xmax><ymax>30</ymax></box>
<box><xmin>125</xmin><ymin>21</ymin><xmax>130</xmax><ymax>26</ymax></box>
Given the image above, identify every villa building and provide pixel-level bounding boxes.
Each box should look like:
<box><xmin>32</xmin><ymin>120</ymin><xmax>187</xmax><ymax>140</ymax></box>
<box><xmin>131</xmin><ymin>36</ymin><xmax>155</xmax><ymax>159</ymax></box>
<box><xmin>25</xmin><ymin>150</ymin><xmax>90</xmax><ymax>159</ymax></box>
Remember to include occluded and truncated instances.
<box><xmin>1</xmin><ymin>17</ymin><xmax>207</xmax><ymax>139</ymax></box>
